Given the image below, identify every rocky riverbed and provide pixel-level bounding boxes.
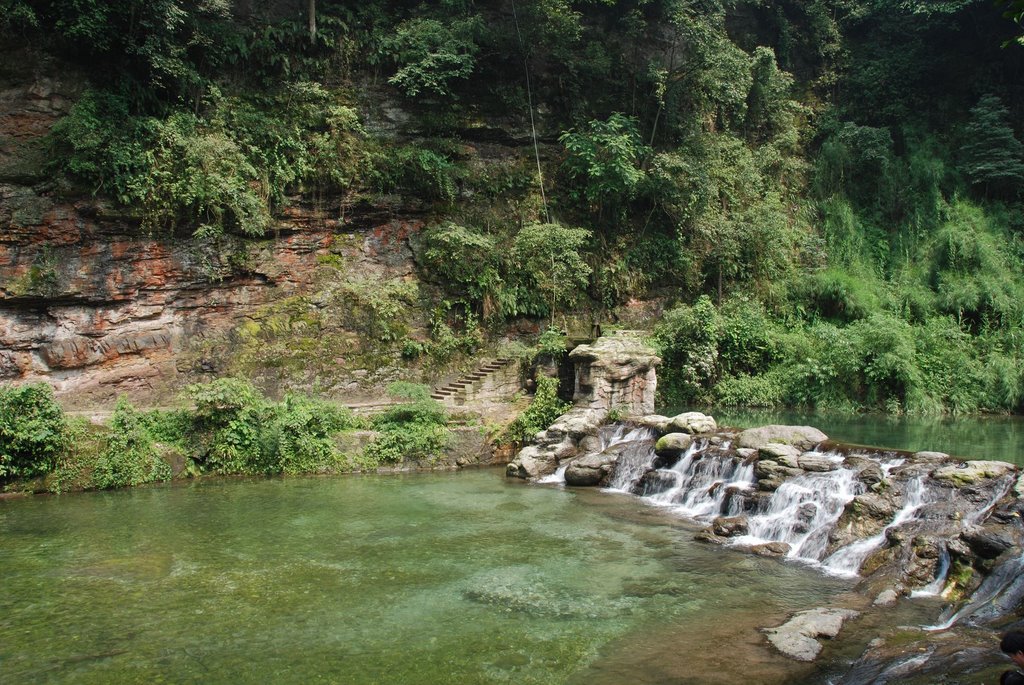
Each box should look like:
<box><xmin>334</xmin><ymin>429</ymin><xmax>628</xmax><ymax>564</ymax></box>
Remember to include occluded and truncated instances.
<box><xmin>507</xmin><ymin>409</ymin><xmax>1024</xmax><ymax>681</ymax></box>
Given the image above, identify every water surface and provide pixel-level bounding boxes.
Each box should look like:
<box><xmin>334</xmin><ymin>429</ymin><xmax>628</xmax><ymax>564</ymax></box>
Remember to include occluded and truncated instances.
<box><xmin>0</xmin><ymin>470</ymin><xmax>869</xmax><ymax>684</ymax></box>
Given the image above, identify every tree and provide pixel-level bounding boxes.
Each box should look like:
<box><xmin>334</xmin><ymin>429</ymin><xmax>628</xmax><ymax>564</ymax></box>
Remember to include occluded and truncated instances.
<box><xmin>512</xmin><ymin>222</ymin><xmax>592</xmax><ymax>324</ymax></box>
<box><xmin>382</xmin><ymin>17</ymin><xmax>482</xmax><ymax>98</ymax></box>
<box><xmin>559</xmin><ymin>113</ymin><xmax>649</xmax><ymax>223</ymax></box>
<box><xmin>959</xmin><ymin>94</ymin><xmax>1024</xmax><ymax>199</ymax></box>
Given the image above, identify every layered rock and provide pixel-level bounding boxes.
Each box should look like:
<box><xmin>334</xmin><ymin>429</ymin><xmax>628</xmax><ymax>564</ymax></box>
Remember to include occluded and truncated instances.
<box><xmin>567</xmin><ymin>331</ymin><xmax>659</xmax><ymax>416</ymax></box>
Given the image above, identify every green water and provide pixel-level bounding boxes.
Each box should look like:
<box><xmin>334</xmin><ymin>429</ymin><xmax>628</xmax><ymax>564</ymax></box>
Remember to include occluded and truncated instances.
<box><xmin>680</xmin><ymin>408</ymin><xmax>1024</xmax><ymax>466</ymax></box>
<box><xmin>0</xmin><ymin>470</ymin><xmax>875</xmax><ymax>685</ymax></box>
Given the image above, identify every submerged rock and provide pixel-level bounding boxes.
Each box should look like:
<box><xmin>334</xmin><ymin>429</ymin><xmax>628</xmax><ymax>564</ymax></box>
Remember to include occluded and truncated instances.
<box><xmin>763</xmin><ymin>607</ymin><xmax>860</xmax><ymax>661</ymax></box>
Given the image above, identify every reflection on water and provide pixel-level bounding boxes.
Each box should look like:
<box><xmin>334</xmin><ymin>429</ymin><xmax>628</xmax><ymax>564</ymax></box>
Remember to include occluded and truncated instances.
<box><xmin>0</xmin><ymin>471</ymin><xmax>856</xmax><ymax>684</ymax></box>
<box><xmin>670</xmin><ymin>408</ymin><xmax>1024</xmax><ymax>466</ymax></box>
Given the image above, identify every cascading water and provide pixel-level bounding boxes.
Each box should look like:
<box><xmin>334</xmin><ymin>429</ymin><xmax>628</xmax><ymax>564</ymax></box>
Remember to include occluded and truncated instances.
<box><xmin>542</xmin><ymin>425</ymin><xmax>655</xmax><ymax>487</ymax></box>
<box><xmin>911</xmin><ymin>544</ymin><xmax>950</xmax><ymax>598</ymax></box>
<box><xmin>821</xmin><ymin>475</ymin><xmax>928</xmax><ymax>577</ymax></box>
<box><xmin>735</xmin><ymin>465</ymin><xmax>862</xmax><ymax>561</ymax></box>
<box><xmin>640</xmin><ymin>441</ymin><xmax>755</xmax><ymax>518</ymax></box>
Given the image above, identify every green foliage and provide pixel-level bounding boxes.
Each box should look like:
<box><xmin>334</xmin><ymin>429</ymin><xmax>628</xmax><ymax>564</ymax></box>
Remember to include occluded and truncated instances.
<box><xmin>502</xmin><ymin>375</ymin><xmax>571</xmax><ymax>445</ymax></box>
<box><xmin>652</xmin><ymin>295</ymin><xmax>720</xmax><ymax>406</ymax></box>
<box><xmin>512</xmin><ymin>222</ymin><xmax>592</xmax><ymax>321</ymax></box>
<box><xmin>537</xmin><ymin>327</ymin><xmax>568</xmax><ymax>361</ymax></box>
<box><xmin>382</xmin><ymin>16</ymin><xmax>483</xmax><ymax>98</ymax></box>
<box><xmin>144</xmin><ymin>111</ymin><xmax>270</xmax><ymax>237</ymax></box>
<box><xmin>0</xmin><ymin>383</ymin><xmax>69</xmax><ymax>480</ymax></box>
<box><xmin>187</xmin><ymin>378</ymin><xmax>276</xmax><ymax>474</ymax></box>
<box><xmin>559</xmin><ymin>113</ymin><xmax>649</xmax><ymax>220</ymax></box>
<box><xmin>92</xmin><ymin>397</ymin><xmax>172</xmax><ymax>489</ymax></box>
<box><xmin>959</xmin><ymin>95</ymin><xmax>1024</xmax><ymax>199</ymax></box>
<box><xmin>371</xmin><ymin>144</ymin><xmax>459</xmax><ymax>202</ymax></box>
<box><xmin>275</xmin><ymin>395</ymin><xmax>357</xmax><ymax>475</ymax></box>
<box><xmin>417</xmin><ymin>222</ymin><xmax>504</xmax><ymax>317</ymax></box>
<box><xmin>364</xmin><ymin>384</ymin><xmax>451</xmax><ymax>463</ymax></box>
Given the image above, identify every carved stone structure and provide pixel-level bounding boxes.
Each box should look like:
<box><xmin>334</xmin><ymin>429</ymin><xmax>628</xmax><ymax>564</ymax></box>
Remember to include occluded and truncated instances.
<box><xmin>567</xmin><ymin>330</ymin><xmax>660</xmax><ymax>416</ymax></box>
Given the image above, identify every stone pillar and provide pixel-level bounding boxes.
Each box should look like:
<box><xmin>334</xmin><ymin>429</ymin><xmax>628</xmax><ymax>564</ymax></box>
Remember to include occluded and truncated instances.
<box><xmin>567</xmin><ymin>330</ymin><xmax>660</xmax><ymax>415</ymax></box>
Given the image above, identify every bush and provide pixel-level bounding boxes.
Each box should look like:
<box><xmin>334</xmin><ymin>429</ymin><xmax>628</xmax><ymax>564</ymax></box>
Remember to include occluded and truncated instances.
<box><xmin>502</xmin><ymin>375</ymin><xmax>571</xmax><ymax>445</ymax></box>
<box><xmin>275</xmin><ymin>395</ymin><xmax>357</xmax><ymax>474</ymax></box>
<box><xmin>187</xmin><ymin>378</ymin><xmax>276</xmax><ymax>474</ymax></box>
<box><xmin>92</xmin><ymin>397</ymin><xmax>172</xmax><ymax>489</ymax></box>
<box><xmin>0</xmin><ymin>383</ymin><xmax>69</xmax><ymax>480</ymax></box>
<box><xmin>652</xmin><ymin>295</ymin><xmax>719</xmax><ymax>406</ymax></box>
<box><xmin>365</xmin><ymin>384</ymin><xmax>451</xmax><ymax>463</ymax></box>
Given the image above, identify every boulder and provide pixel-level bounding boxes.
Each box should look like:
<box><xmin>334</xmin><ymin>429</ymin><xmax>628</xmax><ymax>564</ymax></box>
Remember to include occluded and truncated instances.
<box><xmin>873</xmin><ymin>589</ymin><xmax>899</xmax><ymax>606</ymax></box>
<box><xmin>669</xmin><ymin>412</ymin><xmax>717</xmax><ymax>435</ymax></box>
<box><xmin>798</xmin><ymin>452</ymin><xmax>840</xmax><ymax>472</ymax></box>
<box><xmin>763</xmin><ymin>608</ymin><xmax>860</xmax><ymax>662</ymax></box>
<box><xmin>759</xmin><ymin>442</ymin><xmax>801</xmax><ymax>468</ymax></box>
<box><xmin>752</xmin><ymin>542</ymin><xmax>791</xmax><ymax>557</ymax></box>
<box><xmin>712</xmin><ymin>515</ymin><xmax>749</xmax><ymax>537</ymax></box>
<box><xmin>636</xmin><ymin>414</ymin><xmax>672</xmax><ymax>433</ymax></box>
<box><xmin>845</xmin><ymin>456</ymin><xmax>884</xmax><ymax>486</ymax></box>
<box><xmin>913</xmin><ymin>451</ymin><xmax>951</xmax><ymax>463</ymax></box>
<box><xmin>564</xmin><ymin>451</ymin><xmax>616</xmax><ymax>487</ymax></box>
<box><xmin>737</xmin><ymin>425</ymin><xmax>828</xmax><ymax>451</ymax></box>
<box><xmin>505</xmin><ymin>447</ymin><xmax>552</xmax><ymax>480</ymax></box>
<box><xmin>931</xmin><ymin>460</ymin><xmax>1017</xmax><ymax>486</ymax></box>
<box><xmin>755</xmin><ymin>460</ymin><xmax>804</xmax><ymax>491</ymax></box>
<box><xmin>654</xmin><ymin>432</ymin><xmax>693</xmax><ymax>459</ymax></box>
<box><xmin>634</xmin><ymin>469</ymin><xmax>678</xmax><ymax>496</ymax></box>
<box><xmin>961</xmin><ymin>525</ymin><xmax>1014</xmax><ymax>559</ymax></box>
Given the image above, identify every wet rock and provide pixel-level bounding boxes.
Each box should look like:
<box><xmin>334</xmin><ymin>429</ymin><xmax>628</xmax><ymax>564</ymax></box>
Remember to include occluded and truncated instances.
<box><xmin>755</xmin><ymin>460</ymin><xmax>803</xmax><ymax>491</ymax></box>
<box><xmin>758</xmin><ymin>442</ymin><xmax>801</xmax><ymax>468</ymax></box>
<box><xmin>1015</xmin><ymin>473</ymin><xmax>1024</xmax><ymax>498</ymax></box>
<box><xmin>506</xmin><ymin>407</ymin><xmax>605</xmax><ymax>480</ymax></box>
<box><xmin>763</xmin><ymin>607</ymin><xmax>860</xmax><ymax>662</ymax></box>
<box><xmin>961</xmin><ymin>526</ymin><xmax>1014</xmax><ymax>559</ymax></box>
<box><xmin>736</xmin><ymin>447</ymin><xmax>757</xmax><ymax>460</ymax></box>
<box><xmin>873</xmin><ymin>589</ymin><xmax>899</xmax><ymax>606</ymax></box>
<box><xmin>751</xmin><ymin>542</ymin><xmax>791</xmax><ymax>557</ymax></box>
<box><xmin>634</xmin><ymin>469</ymin><xmax>677</xmax><ymax>496</ymax></box>
<box><xmin>636</xmin><ymin>414</ymin><xmax>672</xmax><ymax>433</ymax></box>
<box><xmin>668</xmin><ymin>411</ymin><xmax>717</xmax><ymax>435</ymax></box>
<box><xmin>654</xmin><ymin>432</ymin><xmax>693</xmax><ymax>459</ymax></box>
<box><xmin>845</xmin><ymin>456</ymin><xmax>884</xmax><ymax>485</ymax></box>
<box><xmin>737</xmin><ymin>425</ymin><xmax>828</xmax><ymax>451</ymax></box>
<box><xmin>565</xmin><ymin>451</ymin><xmax>616</xmax><ymax>487</ymax></box>
<box><xmin>931</xmin><ymin>460</ymin><xmax>1017</xmax><ymax>486</ymax></box>
<box><xmin>913</xmin><ymin>450</ymin><xmax>951</xmax><ymax>463</ymax></box>
<box><xmin>695</xmin><ymin>529</ymin><xmax>726</xmax><ymax>545</ymax></box>
<box><xmin>798</xmin><ymin>452</ymin><xmax>840</xmax><ymax>472</ymax></box>
<box><xmin>712</xmin><ymin>515</ymin><xmax>749</xmax><ymax>537</ymax></box>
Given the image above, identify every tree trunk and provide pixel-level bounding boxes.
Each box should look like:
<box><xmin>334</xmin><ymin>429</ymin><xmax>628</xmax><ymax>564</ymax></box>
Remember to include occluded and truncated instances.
<box><xmin>308</xmin><ymin>0</ymin><xmax>317</xmax><ymax>46</ymax></box>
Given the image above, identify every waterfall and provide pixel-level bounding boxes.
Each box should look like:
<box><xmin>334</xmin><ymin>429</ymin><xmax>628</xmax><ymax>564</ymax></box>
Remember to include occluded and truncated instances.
<box><xmin>735</xmin><ymin>465</ymin><xmax>862</xmax><ymax>561</ymax></box>
<box><xmin>911</xmin><ymin>544</ymin><xmax>950</xmax><ymax>598</ymax></box>
<box><xmin>927</xmin><ymin>552</ymin><xmax>1024</xmax><ymax>630</ymax></box>
<box><xmin>640</xmin><ymin>441</ymin><xmax>755</xmax><ymax>518</ymax></box>
<box><xmin>604</xmin><ymin>429</ymin><xmax>658</xmax><ymax>490</ymax></box>
<box><xmin>822</xmin><ymin>476</ymin><xmax>928</xmax><ymax>577</ymax></box>
<box><xmin>543</xmin><ymin>425</ymin><xmax>655</xmax><ymax>487</ymax></box>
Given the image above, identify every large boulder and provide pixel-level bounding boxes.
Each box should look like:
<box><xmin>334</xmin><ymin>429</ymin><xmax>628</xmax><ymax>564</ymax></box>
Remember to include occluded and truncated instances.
<box><xmin>564</xmin><ymin>451</ymin><xmax>617</xmax><ymax>486</ymax></box>
<box><xmin>931</xmin><ymin>460</ymin><xmax>1017</xmax><ymax>486</ymax></box>
<box><xmin>737</xmin><ymin>425</ymin><xmax>828</xmax><ymax>451</ymax></box>
<box><xmin>763</xmin><ymin>608</ymin><xmax>860</xmax><ymax>662</ymax></box>
<box><xmin>634</xmin><ymin>469</ymin><xmax>678</xmax><ymax>496</ymax></box>
<box><xmin>758</xmin><ymin>442</ymin><xmax>801</xmax><ymax>468</ymax></box>
<box><xmin>669</xmin><ymin>412</ymin><xmax>717</xmax><ymax>435</ymax></box>
<box><xmin>654</xmin><ymin>432</ymin><xmax>693</xmax><ymax>458</ymax></box>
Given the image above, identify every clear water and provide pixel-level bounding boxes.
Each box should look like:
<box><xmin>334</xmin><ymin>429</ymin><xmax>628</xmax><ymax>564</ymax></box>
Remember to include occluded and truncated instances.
<box><xmin>680</xmin><ymin>408</ymin><xmax>1024</xmax><ymax>466</ymax></box>
<box><xmin>0</xmin><ymin>470</ymin><xmax>862</xmax><ymax>685</ymax></box>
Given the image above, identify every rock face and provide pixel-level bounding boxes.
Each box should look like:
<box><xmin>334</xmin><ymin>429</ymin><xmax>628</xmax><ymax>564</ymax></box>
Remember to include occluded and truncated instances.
<box><xmin>567</xmin><ymin>331</ymin><xmax>660</xmax><ymax>416</ymax></box>
<box><xmin>505</xmin><ymin>407</ymin><xmax>607</xmax><ymax>480</ymax></box>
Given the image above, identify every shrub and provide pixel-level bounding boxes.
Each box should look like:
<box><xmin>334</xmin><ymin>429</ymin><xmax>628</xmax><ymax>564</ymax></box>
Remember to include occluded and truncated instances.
<box><xmin>92</xmin><ymin>397</ymin><xmax>172</xmax><ymax>489</ymax></box>
<box><xmin>187</xmin><ymin>378</ymin><xmax>276</xmax><ymax>474</ymax></box>
<box><xmin>275</xmin><ymin>395</ymin><xmax>357</xmax><ymax>474</ymax></box>
<box><xmin>365</xmin><ymin>384</ymin><xmax>451</xmax><ymax>463</ymax></box>
<box><xmin>652</xmin><ymin>295</ymin><xmax>719</xmax><ymax>406</ymax></box>
<box><xmin>502</xmin><ymin>375</ymin><xmax>571</xmax><ymax>445</ymax></box>
<box><xmin>0</xmin><ymin>383</ymin><xmax>69</xmax><ymax>480</ymax></box>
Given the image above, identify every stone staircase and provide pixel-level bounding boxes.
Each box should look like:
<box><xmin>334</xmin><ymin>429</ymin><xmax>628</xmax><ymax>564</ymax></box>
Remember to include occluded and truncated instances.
<box><xmin>430</xmin><ymin>358</ymin><xmax>515</xmax><ymax>406</ymax></box>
